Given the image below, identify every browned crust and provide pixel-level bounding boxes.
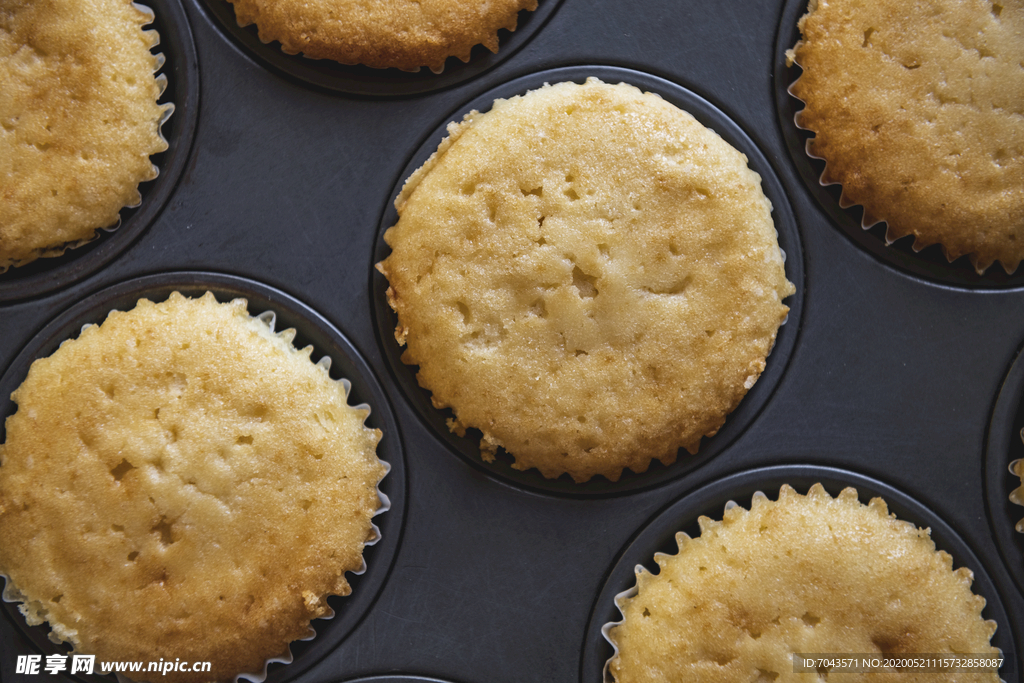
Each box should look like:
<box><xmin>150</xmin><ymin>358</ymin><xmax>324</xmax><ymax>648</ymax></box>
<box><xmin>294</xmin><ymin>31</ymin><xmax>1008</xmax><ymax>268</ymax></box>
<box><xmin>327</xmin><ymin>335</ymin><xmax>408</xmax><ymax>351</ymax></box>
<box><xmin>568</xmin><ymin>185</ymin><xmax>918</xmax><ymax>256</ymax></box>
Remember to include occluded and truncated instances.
<box><xmin>789</xmin><ymin>0</ymin><xmax>1024</xmax><ymax>273</ymax></box>
<box><xmin>0</xmin><ymin>0</ymin><xmax>170</xmax><ymax>270</ymax></box>
<box><xmin>225</xmin><ymin>0</ymin><xmax>538</xmax><ymax>72</ymax></box>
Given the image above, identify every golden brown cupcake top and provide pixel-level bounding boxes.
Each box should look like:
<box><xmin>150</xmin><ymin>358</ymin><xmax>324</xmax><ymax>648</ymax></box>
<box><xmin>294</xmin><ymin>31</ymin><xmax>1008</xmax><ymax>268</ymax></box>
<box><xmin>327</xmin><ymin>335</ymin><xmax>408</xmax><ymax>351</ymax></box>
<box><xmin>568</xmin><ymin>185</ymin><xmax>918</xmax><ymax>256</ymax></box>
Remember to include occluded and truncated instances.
<box><xmin>379</xmin><ymin>79</ymin><xmax>794</xmax><ymax>483</ymax></box>
<box><xmin>789</xmin><ymin>0</ymin><xmax>1024</xmax><ymax>273</ymax></box>
<box><xmin>610</xmin><ymin>484</ymin><xmax>1000</xmax><ymax>683</ymax></box>
<box><xmin>225</xmin><ymin>0</ymin><xmax>538</xmax><ymax>72</ymax></box>
<box><xmin>0</xmin><ymin>292</ymin><xmax>385</xmax><ymax>683</ymax></box>
<box><xmin>0</xmin><ymin>0</ymin><xmax>170</xmax><ymax>270</ymax></box>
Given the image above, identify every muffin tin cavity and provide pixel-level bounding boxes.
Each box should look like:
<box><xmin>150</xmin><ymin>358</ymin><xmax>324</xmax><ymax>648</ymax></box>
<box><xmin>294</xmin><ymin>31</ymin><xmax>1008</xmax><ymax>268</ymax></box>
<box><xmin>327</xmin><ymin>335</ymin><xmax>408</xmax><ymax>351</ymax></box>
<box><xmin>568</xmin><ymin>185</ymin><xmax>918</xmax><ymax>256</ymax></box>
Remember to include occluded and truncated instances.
<box><xmin>985</xmin><ymin>342</ymin><xmax>1024</xmax><ymax>599</ymax></box>
<box><xmin>774</xmin><ymin>0</ymin><xmax>1024</xmax><ymax>289</ymax></box>
<box><xmin>194</xmin><ymin>0</ymin><xmax>563</xmax><ymax>96</ymax></box>
<box><xmin>0</xmin><ymin>272</ymin><xmax>405</xmax><ymax>683</ymax></box>
<box><xmin>372</xmin><ymin>65</ymin><xmax>804</xmax><ymax>497</ymax></box>
<box><xmin>0</xmin><ymin>0</ymin><xmax>199</xmax><ymax>304</ymax></box>
<box><xmin>583</xmin><ymin>465</ymin><xmax>1019</xmax><ymax>683</ymax></box>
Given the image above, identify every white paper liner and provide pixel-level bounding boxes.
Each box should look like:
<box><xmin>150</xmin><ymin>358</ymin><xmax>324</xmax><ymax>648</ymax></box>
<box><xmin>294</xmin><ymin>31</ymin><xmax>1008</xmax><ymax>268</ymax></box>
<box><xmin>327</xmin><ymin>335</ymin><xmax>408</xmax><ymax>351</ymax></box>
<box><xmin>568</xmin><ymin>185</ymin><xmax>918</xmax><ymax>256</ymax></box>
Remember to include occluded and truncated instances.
<box><xmin>0</xmin><ymin>296</ymin><xmax>391</xmax><ymax>683</ymax></box>
<box><xmin>785</xmin><ymin>75</ymin><xmax>944</xmax><ymax>268</ymax></box>
<box><xmin>785</xmin><ymin>43</ymin><xmax>1017</xmax><ymax>276</ymax></box>
<box><xmin>599</xmin><ymin>488</ymin><xmax>1005</xmax><ymax>683</ymax></box>
<box><xmin>599</xmin><ymin>490</ymin><xmax>767</xmax><ymax>683</ymax></box>
<box><xmin>0</xmin><ymin>3</ymin><xmax>175</xmax><ymax>274</ymax></box>
<box><xmin>226</xmin><ymin>305</ymin><xmax>392</xmax><ymax>683</ymax></box>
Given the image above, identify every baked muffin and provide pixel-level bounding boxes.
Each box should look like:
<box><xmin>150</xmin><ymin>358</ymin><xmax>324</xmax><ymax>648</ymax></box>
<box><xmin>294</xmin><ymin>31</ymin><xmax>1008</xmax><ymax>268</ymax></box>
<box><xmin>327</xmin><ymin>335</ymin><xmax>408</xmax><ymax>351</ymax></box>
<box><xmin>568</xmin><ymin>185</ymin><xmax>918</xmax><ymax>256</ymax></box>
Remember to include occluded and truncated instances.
<box><xmin>609</xmin><ymin>484</ymin><xmax>1000</xmax><ymax>683</ymax></box>
<box><xmin>788</xmin><ymin>0</ymin><xmax>1024</xmax><ymax>273</ymax></box>
<box><xmin>225</xmin><ymin>0</ymin><xmax>538</xmax><ymax>72</ymax></box>
<box><xmin>0</xmin><ymin>292</ymin><xmax>386</xmax><ymax>683</ymax></box>
<box><xmin>1013</xmin><ymin>448</ymin><xmax>1024</xmax><ymax>533</ymax></box>
<box><xmin>0</xmin><ymin>0</ymin><xmax>172</xmax><ymax>271</ymax></box>
<box><xmin>378</xmin><ymin>78</ymin><xmax>795</xmax><ymax>483</ymax></box>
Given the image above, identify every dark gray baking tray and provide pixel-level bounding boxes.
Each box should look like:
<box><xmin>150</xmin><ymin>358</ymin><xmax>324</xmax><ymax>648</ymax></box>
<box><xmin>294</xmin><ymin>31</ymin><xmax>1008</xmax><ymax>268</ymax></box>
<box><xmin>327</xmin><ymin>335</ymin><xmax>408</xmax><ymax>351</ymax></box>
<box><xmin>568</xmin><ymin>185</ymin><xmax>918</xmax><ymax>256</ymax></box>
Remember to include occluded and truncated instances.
<box><xmin>0</xmin><ymin>0</ymin><xmax>1021</xmax><ymax>682</ymax></box>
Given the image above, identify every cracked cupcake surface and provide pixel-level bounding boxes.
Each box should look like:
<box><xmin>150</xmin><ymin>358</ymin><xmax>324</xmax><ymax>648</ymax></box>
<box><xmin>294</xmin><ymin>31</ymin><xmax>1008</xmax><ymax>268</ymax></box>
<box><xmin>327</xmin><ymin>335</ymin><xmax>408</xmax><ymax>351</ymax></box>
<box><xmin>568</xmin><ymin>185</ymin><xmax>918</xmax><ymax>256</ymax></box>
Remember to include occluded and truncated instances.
<box><xmin>0</xmin><ymin>292</ymin><xmax>385</xmax><ymax>683</ymax></box>
<box><xmin>225</xmin><ymin>0</ymin><xmax>537</xmax><ymax>72</ymax></box>
<box><xmin>0</xmin><ymin>0</ymin><xmax>171</xmax><ymax>270</ymax></box>
<box><xmin>378</xmin><ymin>79</ymin><xmax>794</xmax><ymax>483</ymax></box>
<box><xmin>788</xmin><ymin>0</ymin><xmax>1024</xmax><ymax>273</ymax></box>
<box><xmin>609</xmin><ymin>484</ymin><xmax>1000</xmax><ymax>683</ymax></box>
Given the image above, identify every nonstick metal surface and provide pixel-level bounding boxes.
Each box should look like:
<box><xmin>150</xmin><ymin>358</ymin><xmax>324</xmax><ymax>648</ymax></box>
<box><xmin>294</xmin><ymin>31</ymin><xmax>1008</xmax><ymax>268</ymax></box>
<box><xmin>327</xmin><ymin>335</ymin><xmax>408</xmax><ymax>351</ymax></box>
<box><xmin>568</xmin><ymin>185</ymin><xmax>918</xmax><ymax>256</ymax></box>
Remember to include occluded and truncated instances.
<box><xmin>0</xmin><ymin>1</ymin><xmax>1021</xmax><ymax>682</ymax></box>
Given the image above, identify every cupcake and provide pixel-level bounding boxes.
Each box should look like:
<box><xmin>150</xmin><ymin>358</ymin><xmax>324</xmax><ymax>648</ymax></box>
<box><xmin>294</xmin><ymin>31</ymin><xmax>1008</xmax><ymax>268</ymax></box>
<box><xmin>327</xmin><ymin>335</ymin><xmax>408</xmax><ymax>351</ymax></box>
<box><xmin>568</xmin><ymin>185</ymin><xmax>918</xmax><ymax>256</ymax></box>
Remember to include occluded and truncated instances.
<box><xmin>608</xmin><ymin>484</ymin><xmax>1000</xmax><ymax>683</ymax></box>
<box><xmin>1013</xmin><ymin>433</ymin><xmax>1024</xmax><ymax>533</ymax></box>
<box><xmin>0</xmin><ymin>292</ymin><xmax>386</xmax><ymax>682</ymax></box>
<box><xmin>1014</xmin><ymin>459</ymin><xmax>1024</xmax><ymax>532</ymax></box>
<box><xmin>0</xmin><ymin>0</ymin><xmax>172</xmax><ymax>271</ymax></box>
<box><xmin>224</xmin><ymin>0</ymin><xmax>538</xmax><ymax>72</ymax></box>
<box><xmin>787</xmin><ymin>0</ymin><xmax>1024</xmax><ymax>273</ymax></box>
<box><xmin>378</xmin><ymin>78</ymin><xmax>795</xmax><ymax>483</ymax></box>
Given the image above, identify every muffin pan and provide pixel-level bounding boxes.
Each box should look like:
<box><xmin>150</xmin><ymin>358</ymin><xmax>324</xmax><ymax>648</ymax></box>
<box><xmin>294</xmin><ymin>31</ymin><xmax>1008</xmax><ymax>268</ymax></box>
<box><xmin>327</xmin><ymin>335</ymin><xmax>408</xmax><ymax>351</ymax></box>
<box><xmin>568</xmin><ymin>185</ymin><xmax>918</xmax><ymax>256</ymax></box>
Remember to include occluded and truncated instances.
<box><xmin>0</xmin><ymin>0</ymin><xmax>1021</xmax><ymax>681</ymax></box>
